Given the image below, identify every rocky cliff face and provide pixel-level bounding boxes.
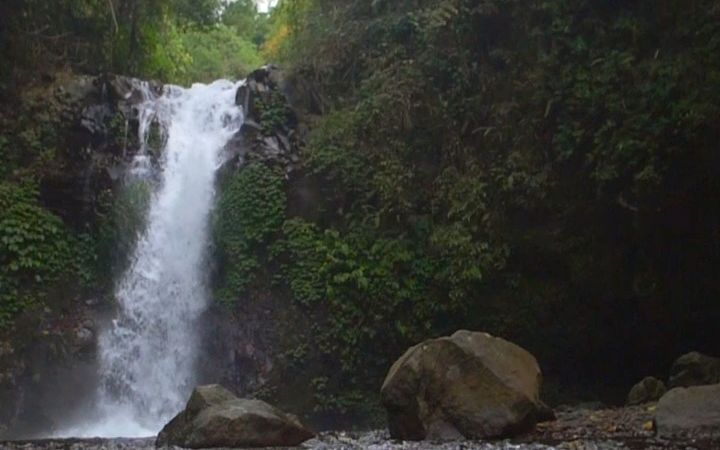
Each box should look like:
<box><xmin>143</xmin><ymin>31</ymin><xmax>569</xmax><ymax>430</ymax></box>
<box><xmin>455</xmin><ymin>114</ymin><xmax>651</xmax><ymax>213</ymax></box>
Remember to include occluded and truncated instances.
<box><xmin>0</xmin><ymin>72</ymin><xmax>160</xmax><ymax>438</ymax></box>
<box><xmin>197</xmin><ymin>66</ymin><xmax>316</xmax><ymax>413</ymax></box>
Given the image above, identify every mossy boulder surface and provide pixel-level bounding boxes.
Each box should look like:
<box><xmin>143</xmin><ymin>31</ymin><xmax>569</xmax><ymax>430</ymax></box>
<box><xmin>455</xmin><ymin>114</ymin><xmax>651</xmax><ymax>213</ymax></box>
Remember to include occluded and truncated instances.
<box><xmin>668</xmin><ymin>352</ymin><xmax>720</xmax><ymax>388</ymax></box>
<box><xmin>381</xmin><ymin>330</ymin><xmax>550</xmax><ymax>441</ymax></box>
<box><xmin>627</xmin><ymin>376</ymin><xmax>667</xmax><ymax>405</ymax></box>
<box><xmin>156</xmin><ymin>384</ymin><xmax>314</xmax><ymax>448</ymax></box>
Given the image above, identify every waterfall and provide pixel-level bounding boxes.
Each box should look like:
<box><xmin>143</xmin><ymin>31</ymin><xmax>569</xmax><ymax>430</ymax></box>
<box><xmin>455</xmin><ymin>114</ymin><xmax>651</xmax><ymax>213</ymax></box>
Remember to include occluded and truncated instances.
<box><xmin>68</xmin><ymin>79</ymin><xmax>244</xmax><ymax>437</ymax></box>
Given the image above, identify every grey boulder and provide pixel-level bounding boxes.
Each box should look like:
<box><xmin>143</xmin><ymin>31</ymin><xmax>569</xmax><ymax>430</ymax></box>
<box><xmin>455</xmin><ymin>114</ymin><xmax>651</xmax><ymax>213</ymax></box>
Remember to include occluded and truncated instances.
<box><xmin>156</xmin><ymin>384</ymin><xmax>313</xmax><ymax>448</ymax></box>
<box><xmin>655</xmin><ymin>384</ymin><xmax>720</xmax><ymax>437</ymax></box>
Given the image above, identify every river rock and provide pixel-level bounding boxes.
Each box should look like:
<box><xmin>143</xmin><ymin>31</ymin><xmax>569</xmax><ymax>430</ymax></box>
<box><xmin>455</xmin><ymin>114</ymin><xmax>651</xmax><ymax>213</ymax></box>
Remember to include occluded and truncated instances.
<box><xmin>156</xmin><ymin>384</ymin><xmax>313</xmax><ymax>448</ymax></box>
<box><xmin>655</xmin><ymin>384</ymin><xmax>720</xmax><ymax>437</ymax></box>
<box><xmin>668</xmin><ymin>351</ymin><xmax>720</xmax><ymax>388</ymax></box>
<box><xmin>74</xmin><ymin>327</ymin><xmax>95</xmax><ymax>350</ymax></box>
<box><xmin>627</xmin><ymin>376</ymin><xmax>666</xmax><ymax>405</ymax></box>
<box><xmin>380</xmin><ymin>330</ymin><xmax>549</xmax><ymax>441</ymax></box>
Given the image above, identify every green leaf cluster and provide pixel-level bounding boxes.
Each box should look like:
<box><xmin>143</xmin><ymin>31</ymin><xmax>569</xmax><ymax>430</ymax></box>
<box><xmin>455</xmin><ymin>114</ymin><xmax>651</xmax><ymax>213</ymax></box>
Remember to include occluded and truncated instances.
<box><xmin>249</xmin><ymin>0</ymin><xmax>720</xmax><ymax>415</ymax></box>
<box><xmin>254</xmin><ymin>90</ymin><xmax>292</xmax><ymax>136</ymax></box>
<box><xmin>177</xmin><ymin>24</ymin><xmax>263</xmax><ymax>85</ymax></box>
<box><xmin>0</xmin><ymin>183</ymin><xmax>74</xmax><ymax>329</ymax></box>
<box><xmin>0</xmin><ymin>0</ymin><xmax>267</xmax><ymax>86</ymax></box>
<box><xmin>214</xmin><ymin>163</ymin><xmax>286</xmax><ymax>304</ymax></box>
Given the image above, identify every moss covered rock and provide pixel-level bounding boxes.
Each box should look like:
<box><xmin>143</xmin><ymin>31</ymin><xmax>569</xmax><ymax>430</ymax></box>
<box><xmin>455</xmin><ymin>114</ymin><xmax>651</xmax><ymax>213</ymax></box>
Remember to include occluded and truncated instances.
<box><xmin>380</xmin><ymin>330</ymin><xmax>550</xmax><ymax>441</ymax></box>
<box><xmin>156</xmin><ymin>384</ymin><xmax>314</xmax><ymax>448</ymax></box>
<box><xmin>627</xmin><ymin>376</ymin><xmax>667</xmax><ymax>405</ymax></box>
<box><xmin>669</xmin><ymin>352</ymin><xmax>720</xmax><ymax>388</ymax></box>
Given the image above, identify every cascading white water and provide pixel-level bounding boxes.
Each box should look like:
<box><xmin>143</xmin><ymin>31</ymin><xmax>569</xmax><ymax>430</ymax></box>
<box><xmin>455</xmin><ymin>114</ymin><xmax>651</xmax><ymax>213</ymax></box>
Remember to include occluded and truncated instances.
<box><xmin>68</xmin><ymin>79</ymin><xmax>244</xmax><ymax>437</ymax></box>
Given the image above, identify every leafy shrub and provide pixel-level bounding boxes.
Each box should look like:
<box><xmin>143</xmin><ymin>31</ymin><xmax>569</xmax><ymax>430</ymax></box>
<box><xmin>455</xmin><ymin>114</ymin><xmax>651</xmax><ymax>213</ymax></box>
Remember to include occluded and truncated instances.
<box><xmin>179</xmin><ymin>24</ymin><xmax>262</xmax><ymax>84</ymax></box>
<box><xmin>214</xmin><ymin>163</ymin><xmax>286</xmax><ymax>304</ymax></box>
<box><xmin>247</xmin><ymin>0</ymin><xmax>720</xmax><ymax>416</ymax></box>
<box><xmin>0</xmin><ymin>182</ymin><xmax>74</xmax><ymax>329</ymax></box>
<box><xmin>254</xmin><ymin>91</ymin><xmax>292</xmax><ymax>136</ymax></box>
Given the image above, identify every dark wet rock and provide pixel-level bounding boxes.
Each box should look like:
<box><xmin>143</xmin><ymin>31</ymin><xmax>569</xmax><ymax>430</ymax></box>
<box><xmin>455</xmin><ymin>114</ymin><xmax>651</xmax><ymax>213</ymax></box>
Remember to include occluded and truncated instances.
<box><xmin>80</xmin><ymin>103</ymin><xmax>113</xmax><ymax>134</ymax></box>
<box><xmin>229</xmin><ymin>65</ymin><xmax>300</xmax><ymax>174</ymax></box>
<box><xmin>381</xmin><ymin>330</ymin><xmax>550</xmax><ymax>441</ymax></box>
<box><xmin>156</xmin><ymin>384</ymin><xmax>314</xmax><ymax>448</ymax></box>
<box><xmin>626</xmin><ymin>376</ymin><xmax>666</xmax><ymax>405</ymax></box>
<box><xmin>106</xmin><ymin>73</ymin><xmax>139</xmax><ymax>100</ymax></box>
<box><xmin>655</xmin><ymin>384</ymin><xmax>720</xmax><ymax>438</ymax></box>
<box><xmin>105</xmin><ymin>74</ymin><xmax>162</xmax><ymax>105</ymax></box>
<box><xmin>668</xmin><ymin>351</ymin><xmax>720</xmax><ymax>388</ymax></box>
<box><xmin>73</xmin><ymin>328</ymin><xmax>94</xmax><ymax>351</ymax></box>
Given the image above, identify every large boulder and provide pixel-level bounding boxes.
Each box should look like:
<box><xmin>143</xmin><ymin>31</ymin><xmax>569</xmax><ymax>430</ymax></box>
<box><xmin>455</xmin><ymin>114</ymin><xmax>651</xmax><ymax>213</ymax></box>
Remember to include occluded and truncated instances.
<box><xmin>156</xmin><ymin>385</ymin><xmax>314</xmax><ymax>448</ymax></box>
<box><xmin>668</xmin><ymin>351</ymin><xmax>720</xmax><ymax>388</ymax></box>
<box><xmin>380</xmin><ymin>330</ymin><xmax>550</xmax><ymax>441</ymax></box>
<box><xmin>655</xmin><ymin>384</ymin><xmax>720</xmax><ymax>437</ymax></box>
<box><xmin>626</xmin><ymin>376</ymin><xmax>667</xmax><ymax>405</ymax></box>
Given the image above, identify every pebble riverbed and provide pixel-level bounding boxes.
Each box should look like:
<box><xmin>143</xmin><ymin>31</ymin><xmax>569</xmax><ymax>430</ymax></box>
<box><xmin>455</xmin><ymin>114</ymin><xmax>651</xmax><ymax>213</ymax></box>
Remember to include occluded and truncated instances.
<box><xmin>0</xmin><ymin>432</ymin><xmax>708</xmax><ymax>450</ymax></box>
<box><xmin>2</xmin><ymin>406</ymin><xmax>717</xmax><ymax>450</ymax></box>
<box><xmin>0</xmin><ymin>437</ymin><xmax>632</xmax><ymax>450</ymax></box>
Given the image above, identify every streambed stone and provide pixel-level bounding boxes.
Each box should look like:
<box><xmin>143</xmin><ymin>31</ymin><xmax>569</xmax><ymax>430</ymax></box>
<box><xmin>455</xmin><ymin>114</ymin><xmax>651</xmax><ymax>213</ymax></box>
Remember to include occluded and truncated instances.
<box><xmin>655</xmin><ymin>384</ymin><xmax>720</xmax><ymax>438</ymax></box>
<box><xmin>381</xmin><ymin>330</ymin><xmax>551</xmax><ymax>441</ymax></box>
<box><xmin>626</xmin><ymin>376</ymin><xmax>666</xmax><ymax>405</ymax></box>
<box><xmin>156</xmin><ymin>384</ymin><xmax>313</xmax><ymax>448</ymax></box>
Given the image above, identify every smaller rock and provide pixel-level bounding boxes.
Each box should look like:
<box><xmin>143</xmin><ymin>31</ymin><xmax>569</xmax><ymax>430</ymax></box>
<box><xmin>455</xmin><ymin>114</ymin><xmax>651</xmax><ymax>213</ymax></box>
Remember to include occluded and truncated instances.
<box><xmin>74</xmin><ymin>327</ymin><xmax>94</xmax><ymax>350</ymax></box>
<box><xmin>81</xmin><ymin>104</ymin><xmax>113</xmax><ymax>134</ymax></box>
<box><xmin>655</xmin><ymin>384</ymin><xmax>720</xmax><ymax>437</ymax></box>
<box><xmin>106</xmin><ymin>74</ymin><xmax>162</xmax><ymax>104</ymax></box>
<box><xmin>262</xmin><ymin>136</ymin><xmax>282</xmax><ymax>156</ymax></box>
<box><xmin>267</xmin><ymin>65</ymin><xmax>285</xmax><ymax>89</ymax></box>
<box><xmin>627</xmin><ymin>376</ymin><xmax>667</xmax><ymax>405</ymax></box>
<box><xmin>156</xmin><ymin>384</ymin><xmax>313</xmax><ymax>448</ymax></box>
<box><xmin>241</xmin><ymin>120</ymin><xmax>263</xmax><ymax>132</ymax></box>
<box><xmin>668</xmin><ymin>351</ymin><xmax>720</xmax><ymax>388</ymax></box>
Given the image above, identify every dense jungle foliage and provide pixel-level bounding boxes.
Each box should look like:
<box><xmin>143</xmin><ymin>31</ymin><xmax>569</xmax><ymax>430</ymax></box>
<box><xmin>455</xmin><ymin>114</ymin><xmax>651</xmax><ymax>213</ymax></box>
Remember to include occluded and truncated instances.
<box><xmin>217</xmin><ymin>0</ymin><xmax>720</xmax><ymax>416</ymax></box>
<box><xmin>0</xmin><ymin>0</ymin><xmax>264</xmax><ymax>86</ymax></box>
<box><xmin>2</xmin><ymin>0</ymin><xmax>720</xmax><ymax>423</ymax></box>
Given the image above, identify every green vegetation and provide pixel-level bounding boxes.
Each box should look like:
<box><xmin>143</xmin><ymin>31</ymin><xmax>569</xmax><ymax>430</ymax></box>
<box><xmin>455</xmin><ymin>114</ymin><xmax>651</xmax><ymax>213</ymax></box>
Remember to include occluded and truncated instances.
<box><xmin>208</xmin><ymin>0</ymin><xmax>720</xmax><ymax>415</ymax></box>
<box><xmin>214</xmin><ymin>163</ymin><xmax>286</xmax><ymax>304</ymax></box>
<box><xmin>179</xmin><ymin>24</ymin><xmax>262</xmax><ymax>84</ymax></box>
<box><xmin>0</xmin><ymin>183</ymin><xmax>74</xmax><ymax>328</ymax></box>
<box><xmin>254</xmin><ymin>90</ymin><xmax>293</xmax><ymax>135</ymax></box>
<box><xmin>0</xmin><ymin>0</ymin><xmax>267</xmax><ymax>85</ymax></box>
